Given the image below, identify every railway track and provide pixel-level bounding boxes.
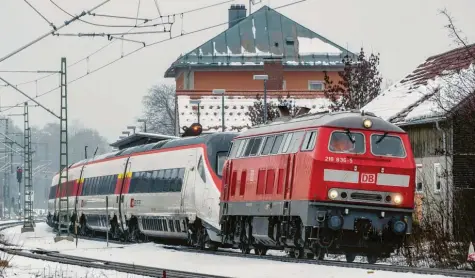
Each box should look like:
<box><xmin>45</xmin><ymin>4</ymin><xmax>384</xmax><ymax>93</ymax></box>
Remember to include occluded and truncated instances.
<box><xmin>3</xmin><ymin>222</ymin><xmax>475</xmax><ymax>277</ymax></box>
<box><xmin>0</xmin><ymin>221</ymin><xmax>228</xmax><ymax>278</ymax></box>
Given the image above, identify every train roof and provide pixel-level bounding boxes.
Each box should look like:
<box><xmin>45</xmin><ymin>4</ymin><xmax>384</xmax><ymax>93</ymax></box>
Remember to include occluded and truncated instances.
<box><xmin>67</xmin><ymin>132</ymin><xmax>239</xmax><ymax>171</ymax></box>
<box><xmin>237</xmin><ymin>110</ymin><xmax>406</xmax><ymax>138</ymax></box>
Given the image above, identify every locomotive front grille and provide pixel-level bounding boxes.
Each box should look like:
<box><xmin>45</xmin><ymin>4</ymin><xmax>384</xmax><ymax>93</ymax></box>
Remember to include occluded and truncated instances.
<box><xmin>350</xmin><ymin>192</ymin><xmax>383</xmax><ymax>202</ymax></box>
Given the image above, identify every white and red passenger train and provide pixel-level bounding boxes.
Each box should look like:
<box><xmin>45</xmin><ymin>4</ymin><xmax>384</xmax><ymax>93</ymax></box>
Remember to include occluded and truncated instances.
<box><xmin>47</xmin><ymin>131</ymin><xmax>237</xmax><ymax>247</ymax></box>
<box><xmin>47</xmin><ymin>110</ymin><xmax>416</xmax><ymax>263</ymax></box>
<box><xmin>219</xmin><ymin>110</ymin><xmax>415</xmax><ymax>263</ymax></box>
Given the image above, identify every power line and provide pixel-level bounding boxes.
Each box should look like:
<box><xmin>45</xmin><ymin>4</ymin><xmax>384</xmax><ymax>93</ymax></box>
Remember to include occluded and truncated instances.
<box><xmin>53</xmin><ymin>29</ymin><xmax>170</xmax><ymax>38</ymax></box>
<box><xmin>6</xmin><ymin>0</ymin><xmax>236</xmax><ymax>89</ymax></box>
<box><xmin>1</xmin><ymin>0</ymin><xmax>308</xmax><ymax>114</ymax></box>
<box><xmin>0</xmin><ymin>70</ymin><xmax>60</xmax><ymax>74</ymax></box>
<box><xmin>0</xmin><ymin>0</ymin><xmax>111</xmax><ymax>65</ymax></box>
<box><xmin>50</xmin><ymin>0</ymin><xmax>171</xmax><ymax>29</ymax></box>
<box><xmin>23</xmin><ymin>0</ymin><xmax>56</xmax><ymax>30</ymax></box>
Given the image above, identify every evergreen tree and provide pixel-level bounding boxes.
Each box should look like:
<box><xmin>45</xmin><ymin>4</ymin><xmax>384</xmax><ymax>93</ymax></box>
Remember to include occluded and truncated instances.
<box><xmin>323</xmin><ymin>48</ymin><xmax>383</xmax><ymax>111</ymax></box>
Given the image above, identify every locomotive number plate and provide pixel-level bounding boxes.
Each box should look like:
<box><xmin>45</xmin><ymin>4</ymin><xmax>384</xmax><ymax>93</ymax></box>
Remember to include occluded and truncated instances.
<box><xmin>360</xmin><ymin>173</ymin><xmax>376</xmax><ymax>184</ymax></box>
<box><xmin>324</xmin><ymin>156</ymin><xmax>353</xmax><ymax>164</ymax></box>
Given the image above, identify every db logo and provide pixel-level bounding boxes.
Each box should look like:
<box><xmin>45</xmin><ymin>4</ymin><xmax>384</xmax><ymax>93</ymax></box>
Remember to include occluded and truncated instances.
<box><xmin>130</xmin><ymin>198</ymin><xmax>135</xmax><ymax>208</ymax></box>
<box><xmin>361</xmin><ymin>173</ymin><xmax>376</xmax><ymax>184</ymax></box>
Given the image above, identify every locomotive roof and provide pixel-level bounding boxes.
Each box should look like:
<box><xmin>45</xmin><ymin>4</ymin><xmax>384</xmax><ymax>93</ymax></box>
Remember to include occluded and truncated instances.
<box><xmin>68</xmin><ymin>132</ymin><xmax>238</xmax><ymax>169</ymax></box>
<box><xmin>237</xmin><ymin>110</ymin><xmax>406</xmax><ymax>138</ymax></box>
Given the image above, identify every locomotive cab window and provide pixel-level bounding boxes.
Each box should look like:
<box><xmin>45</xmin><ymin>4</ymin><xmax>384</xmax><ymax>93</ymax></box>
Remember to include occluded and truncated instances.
<box><xmin>329</xmin><ymin>131</ymin><xmax>365</xmax><ymax>154</ymax></box>
<box><xmin>261</xmin><ymin>136</ymin><xmax>275</xmax><ymax>155</ymax></box>
<box><xmin>370</xmin><ymin>134</ymin><xmax>406</xmax><ymax>158</ymax></box>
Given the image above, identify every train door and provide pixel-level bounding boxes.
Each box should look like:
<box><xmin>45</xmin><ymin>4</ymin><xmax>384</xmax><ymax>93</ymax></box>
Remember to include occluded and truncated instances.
<box><xmin>118</xmin><ymin>157</ymin><xmax>131</xmax><ymax>232</ymax></box>
<box><xmin>180</xmin><ymin>148</ymin><xmax>197</xmax><ymax>214</ymax></box>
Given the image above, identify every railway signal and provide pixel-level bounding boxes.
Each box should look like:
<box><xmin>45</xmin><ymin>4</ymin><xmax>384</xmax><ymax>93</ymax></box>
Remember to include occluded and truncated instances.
<box><xmin>182</xmin><ymin>123</ymin><xmax>203</xmax><ymax>137</ymax></box>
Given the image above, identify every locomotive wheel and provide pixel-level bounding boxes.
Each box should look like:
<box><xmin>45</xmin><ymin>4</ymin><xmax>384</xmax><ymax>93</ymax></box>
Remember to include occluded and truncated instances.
<box><xmin>255</xmin><ymin>246</ymin><xmax>268</xmax><ymax>256</ymax></box>
<box><xmin>315</xmin><ymin>248</ymin><xmax>325</xmax><ymax>260</ymax></box>
<box><xmin>367</xmin><ymin>255</ymin><xmax>378</xmax><ymax>264</ymax></box>
<box><xmin>345</xmin><ymin>253</ymin><xmax>356</xmax><ymax>263</ymax></box>
<box><xmin>293</xmin><ymin>248</ymin><xmax>304</xmax><ymax>259</ymax></box>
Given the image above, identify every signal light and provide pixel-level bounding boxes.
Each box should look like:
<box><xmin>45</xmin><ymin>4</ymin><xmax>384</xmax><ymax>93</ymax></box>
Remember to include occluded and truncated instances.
<box><xmin>182</xmin><ymin>123</ymin><xmax>203</xmax><ymax>137</ymax></box>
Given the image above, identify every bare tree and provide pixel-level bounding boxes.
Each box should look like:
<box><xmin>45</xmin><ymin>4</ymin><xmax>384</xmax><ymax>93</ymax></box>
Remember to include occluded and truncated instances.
<box><xmin>248</xmin><ymin>94</ymin><xmax>292</xmax><ymax>126</ymax></box>
<box><xmin>142</xmin><ymin>84</ymin><xmax>176</xmax><ymax>135</ymax></box>
<box><xmin>403</xmin><ymin>10</ymin><xmax>475</xmax><ymax>270</ymax></box>
<box><xmin>323</xmin><ymin>48</ymin><xmax>383</xmax><ymax>111</ymax></box>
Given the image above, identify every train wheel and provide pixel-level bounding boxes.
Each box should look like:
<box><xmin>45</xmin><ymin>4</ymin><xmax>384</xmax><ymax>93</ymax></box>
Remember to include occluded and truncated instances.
<box><xmin>315</xmin><ymin>248</ymin><xmax>325</xmax><ymax>260</ymax></box>
<box><xmin>293</xmin><ymin>248</ymin><xmax>304</xmax><ymax>259</ymax></box>
<box><xmin>255</xmin><ymin>246</ymin><xmax>268</xmax><ymax>256</ymax></box>
<box><xmin>240</xmin><ymin>244</ymin><xmax>251</xmax><ymax>254</ymax></box>
<box><xmin>367</xmin><ymin>255</ymin><xmax>378</xmax><ymax>264</ymax></box>
<box><xmin>345</xmin><ymin>253</ymin><xmax>356</xmax><ymax>263</ymax></box>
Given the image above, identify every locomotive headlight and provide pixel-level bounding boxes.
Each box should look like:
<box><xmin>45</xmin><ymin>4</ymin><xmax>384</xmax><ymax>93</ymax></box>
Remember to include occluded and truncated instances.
<box><xmin>393</xmin><ymin>194</ymin><xmax>403</xmax><ymax>205</ymax></box>
<box><xmin>363</xmin><ymin>119</ymin><xmax>372</xmax><ymax>128</ymax></box>
<box><xmin>328</xmin><ymin>189</ymin><xmax>338</xmax><ymax>200</ymax></box>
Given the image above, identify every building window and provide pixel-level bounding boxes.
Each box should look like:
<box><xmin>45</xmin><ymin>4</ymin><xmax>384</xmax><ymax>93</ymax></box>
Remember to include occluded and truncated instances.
<box><xmin>308</xmin><ymin>81</ymin><xmax>324</xmax><ymax>91</ymax></box>
<box><xmin>434</xmin><ymin>163</ymin><xmax>442</xmax><ymax>193</ymax></box>
<box><xmin>282</xmin><ymin>80</ymin><xmax>286</xmax><ymax>90</ymax></box>
<box><xmin>416</xmin><ymin>164</ymin><xmax>423</xmax><ymax>193</ymax></box>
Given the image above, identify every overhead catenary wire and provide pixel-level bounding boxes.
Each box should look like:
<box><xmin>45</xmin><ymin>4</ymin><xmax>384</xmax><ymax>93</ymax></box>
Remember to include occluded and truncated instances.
<box><xmin>50</xmin><ymin>0</ymin><xmax>172</xmax><ymax>29</ymax></box>
<box><xmin>53</xmin><ymin>29</ymin><xmax>171</xmax><ymax>38</ymax></box>
<box><xmin>23</xmin><ymin>0</ymin><xmax>57</xmax><ymax>30</ymax></box>
<box><xmin>0</xmin><ymin>0</ymin><xmax>111</xmax><ymax>65</ymax></box>
<box><xmin>1</xmin><ymin>0</ymin><xmax>307</xmax><ymax>114</ymax></box>
<box><xmin>7</xmin><ymin>0</ymin><xmax>236</xmax><ymax>89</ymax></box>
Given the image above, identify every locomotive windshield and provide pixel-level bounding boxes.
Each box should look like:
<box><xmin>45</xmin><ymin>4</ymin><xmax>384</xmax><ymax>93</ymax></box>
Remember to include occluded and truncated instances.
<box><xmin>216</xmin><ymin>151</ymin><xmax>228</xmax><ymax>177</ymax></box>
<box><xmin>329</xmin><ymin>131</ymin><xmax>365</xmax><ymax>154</ymax></box>
<box><xmin>371</xmin><ymin>134</ymin><xmax>406</xmax><ymax>157</ymax></box>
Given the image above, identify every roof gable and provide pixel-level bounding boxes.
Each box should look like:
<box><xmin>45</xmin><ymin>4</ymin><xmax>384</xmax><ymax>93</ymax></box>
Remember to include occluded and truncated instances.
<box><xmin>362</xmin><ymin>43</ymin><xmax>475</xmax><ymax>125</ymax></box>
<box><xmin>165</xmin><ymin>6</ymin><xmax>353</xmax><ymax>77</ymax></box>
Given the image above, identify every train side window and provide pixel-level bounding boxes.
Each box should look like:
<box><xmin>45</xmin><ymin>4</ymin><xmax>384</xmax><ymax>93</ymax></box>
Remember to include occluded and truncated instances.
<box><xmin>249</xmin><ymin>137</ymin><xmax>262</xmax><ymax>156</ymax></box>
<box><xmin>129</xmin><ymin>172</ymin><xmax>138</xmax><ymax>193</ymax></box>
<box><xmin>197</xmin><ymin>156</ymin><xmax>206</xmax><ymax>182</ymax></box>
<box><xmin>177</xmin><ymin>168</ymin><xmax>185</xmax><ymax>192</ymax></box>
<box><xmin>146</xmin><ymin>171</ymin><xmax>154</xmax><ymax>193</ymax></box>
<box><xmin>229</xmin><ymin>140</ymin><xmax>241</xmax><ymax>158</ymax></box>
<box><xmin>277</xmin><ymin>134</ymin><xmax>289</xmax><ymax>153</ymax></box>
<box><xmin>243</xmin><ymin>138</ymin><xmax>255</xmax><ymax>157</ymax></box>
<box><xmin>287</xmin><ymin>131</ymin><xmax>306</xmax><ymax>153</ymax></box>
<box><xmin>301</xmin><ymin>131</ymin><xmax>317</xmax><ymax>151</ymax></box>
<box><xmin>270</xmin><ymin>135</ymin><xmax>284</xmax><ymax>154</ymax></box>
<box><xmin>281</xmin><ymin>133</ymin><xmax>293</xmax><ymax>153</ymax></box>
<box><xmin>156</xmin><ymin>170</ymin><xmax>165</xmax><ymax>192</ymax></box>
<box><xmin>235</xmin><ymin>139</ymin><xmax>247</xmax><ymax>158</ymax></box>
<box><xmin>164</xmin><ymin>169</ymin><xmax>173</xmax><ymax>192</ymax></box>
<box><xmin>170</xmin><ymin>168</ymin><xmax>179</xmax><ymax>192</ymax></box>
<box><xmin>261</xmin><ymin>136</ymin><xmax>275</xmax><ymax>155</ymax></box>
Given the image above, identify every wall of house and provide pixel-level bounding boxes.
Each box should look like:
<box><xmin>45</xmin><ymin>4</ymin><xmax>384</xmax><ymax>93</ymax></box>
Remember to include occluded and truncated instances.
<box><xmin>404</xmin><ymin>123</ymin><xmax>453</xmax><ymax>233</ymax></box>
<box><xmin>175</xmin><ymin>69</ymin><xmax>341</xmax><ymax>91</ymax></box>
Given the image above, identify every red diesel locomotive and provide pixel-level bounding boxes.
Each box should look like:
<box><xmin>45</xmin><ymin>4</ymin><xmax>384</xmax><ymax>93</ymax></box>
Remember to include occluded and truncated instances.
<box><xmin>219</xmin><ymin>110</ymin><xmax>415</xmax><ymax>263</ymax></box>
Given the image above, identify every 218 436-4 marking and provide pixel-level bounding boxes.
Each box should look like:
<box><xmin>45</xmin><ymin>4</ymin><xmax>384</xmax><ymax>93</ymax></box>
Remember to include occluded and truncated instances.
<box><xmin>324</xmin><ymin>156</ymin><xmax>353</xmax><ymax>164</ymax></box>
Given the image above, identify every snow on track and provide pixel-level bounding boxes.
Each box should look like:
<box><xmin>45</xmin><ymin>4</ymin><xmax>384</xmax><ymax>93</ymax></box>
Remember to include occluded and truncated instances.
<box><xmin>1</xmin><ymin>223</ymin><xmax>453</xmax><ymax>278</ymax></box>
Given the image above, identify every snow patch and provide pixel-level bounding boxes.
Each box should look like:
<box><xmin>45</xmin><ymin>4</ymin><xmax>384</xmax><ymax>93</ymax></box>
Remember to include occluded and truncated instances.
<box><xmin>298</xmin><ymin>36</ymin><xmax>343</xmax><ymax>55</ymax></box>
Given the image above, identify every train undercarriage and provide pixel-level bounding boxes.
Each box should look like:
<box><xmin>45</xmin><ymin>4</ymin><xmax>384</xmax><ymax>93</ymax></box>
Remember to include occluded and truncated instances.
<box><xmin>219</xmin><ymin>215</ymin><xmax>407</xmax><ymax>263</ymax></box>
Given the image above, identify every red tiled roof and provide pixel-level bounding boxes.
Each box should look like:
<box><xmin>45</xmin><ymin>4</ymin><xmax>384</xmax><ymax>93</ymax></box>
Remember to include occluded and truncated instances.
<box><xmin>401</xmin><ymin>43</ymin><xmax>475</xmax><ymax>86</ymax></box>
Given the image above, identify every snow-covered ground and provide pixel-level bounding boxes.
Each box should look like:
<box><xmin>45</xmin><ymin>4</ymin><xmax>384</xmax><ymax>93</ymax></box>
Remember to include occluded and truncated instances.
<box><xmin>0</xmin><ymin>251</ymin><xmax>147</xmax><ymax>278</ymax></box>
<box><xmin>0</xmin><ymin>222</ymin><xmax>455</xmax><ymax>278</ymax></box>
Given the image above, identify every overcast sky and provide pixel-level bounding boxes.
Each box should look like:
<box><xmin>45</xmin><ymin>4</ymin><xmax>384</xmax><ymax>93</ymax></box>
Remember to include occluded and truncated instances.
<box><xmin>0</xmin><ymin>0</ymin><xmax>474</xmax><ymax>143</ymax></box>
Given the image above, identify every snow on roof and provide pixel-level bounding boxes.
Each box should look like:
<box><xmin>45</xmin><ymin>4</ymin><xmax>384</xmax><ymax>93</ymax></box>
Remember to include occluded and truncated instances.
<box><xmin>362</xmin><ymin>43</ymin><xmax>475</xmax><ymax>125</ymax></box>
<box><xmin>165</xmin><ymin>6</ymin><xmax>352</xmax><ymax>77</ymax></box>
<box><xmin>178</xmin><ymin>95</ymin><xmax>332</xmax><ymax>132</ymax></box>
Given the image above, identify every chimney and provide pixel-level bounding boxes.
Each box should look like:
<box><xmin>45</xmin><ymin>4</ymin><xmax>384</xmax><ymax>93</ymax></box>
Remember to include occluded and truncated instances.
<box><xmin>264</xmin><ymin>57</ymin><xmax>284</xmax><ymax>90</ymax></box>
<box><xmin>228</xmin><ymin>4</ymin><xmax>247</xmax><ymax>29</ymax></box>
